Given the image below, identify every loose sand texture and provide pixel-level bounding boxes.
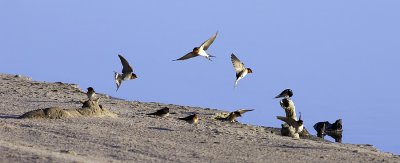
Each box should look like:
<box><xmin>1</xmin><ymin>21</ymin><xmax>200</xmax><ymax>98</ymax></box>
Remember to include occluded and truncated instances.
<box><xmin>0</xmin><ymin>74</ymin><xmax>399</xmax><ymax>163</ymax></box>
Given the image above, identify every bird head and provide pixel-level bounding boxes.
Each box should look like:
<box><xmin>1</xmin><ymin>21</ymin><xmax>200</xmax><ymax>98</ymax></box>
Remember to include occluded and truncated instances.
<box><xmin>193</xmin><ymin>47</ymin><xmax>200</xmax><ymax>53</ymax></box>
<box><xmin>131</xmin><ymin>73</ymin><xmax>138</xmax><ymax>79</ymax></box>
<box><xmin>87</xmin><ymin>87</ymin><xmax>94</xmax><ymax>92</ymax></box>
<box><xmin>247</xmin><ymin>68</ymin><xmax>253</xmax><ymax>73</ymax></box>
<box><xmin>285</xmin><ymin>89</ymin><xmax>294</xmax><ymax>98</ymax></box>
<box><xmin>297</xmin><ymin>119</ymin><xmax>304</xmax><ymax>126</ymax></box>
<box><xmin>233</xmin><ymin>111</ymin><xmax>242</xmax><ymax>117</ymax></box>
<box><xmin>162</xmin><ymin>107</ymin><xmax>170</xmax><ymax>113</ymax></box>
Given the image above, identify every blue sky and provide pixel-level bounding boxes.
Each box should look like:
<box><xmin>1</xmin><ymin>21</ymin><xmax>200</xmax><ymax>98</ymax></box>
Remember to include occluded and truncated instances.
<box><xmin>1</xmin><ymin>1</ymin><xmax>399</xmax><ymax>154</ymax></box>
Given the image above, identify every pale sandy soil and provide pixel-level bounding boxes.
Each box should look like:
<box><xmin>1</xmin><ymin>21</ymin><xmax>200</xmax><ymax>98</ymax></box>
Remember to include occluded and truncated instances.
<box><xmin>0</xmin><ymin>74</ymin><xmax>399</xmax><ymax>163</ymax></box>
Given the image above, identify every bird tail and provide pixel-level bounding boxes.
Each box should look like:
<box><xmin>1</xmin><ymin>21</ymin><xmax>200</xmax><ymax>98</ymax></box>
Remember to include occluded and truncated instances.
<box><xmin>114</xmin><ymin>72</ymin><xmax>121</xmax><ymax>91</ymax></box>
<box><xmin>114</xmin><ymin>71</ymin><xmax>120</xmax><ymax>80</ymax></box>
<box><xmin>206</xmin><ymin>54</ymin><xmax>216</xmax><ymax>61</ymax></box>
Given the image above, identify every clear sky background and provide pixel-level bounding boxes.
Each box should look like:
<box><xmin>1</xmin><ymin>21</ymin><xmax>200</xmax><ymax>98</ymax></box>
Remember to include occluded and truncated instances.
<box><xmin>1</xmin><ymin>1</ymin><xmax>399</xmax><ymax>154</ymax></box>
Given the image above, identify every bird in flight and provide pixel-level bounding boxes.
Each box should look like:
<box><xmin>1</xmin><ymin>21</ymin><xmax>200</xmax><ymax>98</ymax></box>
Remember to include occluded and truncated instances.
<box><xmin>231</xmin><ymin>53</ymin><xmax>253</xmax><ymax>87</ymax></box>
<box><xmin>114</xmin><ymin>54</ymin><xmax>137</xmax><ymax>91</ymax></box>
<box><xmin>173</xmin><ymin>32</ymin><xmax>218</xmax><ymax>61</ymax></box>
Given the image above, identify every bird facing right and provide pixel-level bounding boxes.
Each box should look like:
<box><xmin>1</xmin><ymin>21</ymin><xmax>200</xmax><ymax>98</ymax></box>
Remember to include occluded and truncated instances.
<box><xmin>224</xmin><ymin>109</ymin><xmax>254</xmax><ymax>122</ymax></box>
<box><xmin>146</xmin><ymin>107</ymin><xmax>170</xmax><ymax>118</ymax></box>
<box><xmin>230</xmin><ymin>53</ymin><xmax>253</xmax><ymax>87</ymax></box>
<box><xmin>178</xmin><ymin>113</ymin><xmax>199</xmax><ymax>124</ymax></box>
<box><xmin>114</xmin><ymin>54</ymin><xmax>137</xmax><ymax>91</ymax></box>
<box><xmin>173</xmin><ymin>32</ymin><xmax>218</xmax><ymax>61</ymax></box>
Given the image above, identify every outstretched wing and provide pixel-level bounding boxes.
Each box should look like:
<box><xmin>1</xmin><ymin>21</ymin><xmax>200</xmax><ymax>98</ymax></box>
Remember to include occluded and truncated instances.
<box><xmin>199</xmin><ymin>31</ymin><xmax>218</xmax><ymax>51</ymax></box>
<box><xmin>276</xmin><ymin>116</ymin><xmax>297</xmax><ymax>126</ymax></box>
<box><xmin>231</xmin><ymin>54</ymin><xmax>246</xmax><ymax>73</ymax></box>
<box><xmin>118</xmin><ymin>54</ymin><xmax>133</xmax><ymax>73</ymax></box>
<box><xmin>236</xmin><ymin>109</ymin><xmax>254</xmax><ymax>115</ymax></box>
<box><xmin>173</xmin><ymin>52</ymin><xmax>197</xmax><ymax>61</ymax></box>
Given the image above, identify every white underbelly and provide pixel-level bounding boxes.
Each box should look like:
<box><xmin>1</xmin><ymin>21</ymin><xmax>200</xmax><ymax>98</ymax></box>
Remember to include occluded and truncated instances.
<box><xmin>122</xmin><ymin>74</ymin><xmax>131</xmax><ymax>80</ymax></box>
<box><xmin>198</xmin><ymin>50</ymin><xmax>208</xmax><ymax>57</ymax></box>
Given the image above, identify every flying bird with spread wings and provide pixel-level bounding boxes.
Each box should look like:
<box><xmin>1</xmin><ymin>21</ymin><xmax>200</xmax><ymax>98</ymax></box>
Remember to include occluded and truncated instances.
<box><xmin>114</xmin><ymin>54</ymin><xmax>137</xmax><ymax>91</ymax></box>
<box><xmin>231</xmin><ymin>53</ymin><xmax>253</xmax><ymax>87</ymax></box>
<box><xmin>174</xmin><ymin>32</ymin><xmax>218</xmax><ymax>61</ymax></box>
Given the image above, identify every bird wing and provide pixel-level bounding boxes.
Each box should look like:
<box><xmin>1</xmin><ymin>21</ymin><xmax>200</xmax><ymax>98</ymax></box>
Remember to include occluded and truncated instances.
<box><xmin>199</xmin><ymin>31</ymin><xmax>218</xmax><ymax>51</ymax></box>
<box><xmin>231</xmin><ymin>54</ymin><xmax>246</xmax><ymax>73</ymax></box>
<box><xmin>118</xmin><ymin>55</ymin><xmax>134</xmax><ymax>73</ymax></box>
<box><xmin>276</xmin><ymin>116</ymin><xmax>297</xmax><ymax>126</ymax></box>
<box><xmin>237</xmin><ymin>109</ymin><xmax>254</xmax><ymax>115</ymax></box>
<box><xmin>275</xmin><ymin>90</ymin><xmax>286</xmax><ymax>98</ymax></box>
<box><xmin>174</xmin><ymin>52</ymin><xmax>197</xmax><ymax>61</ymax></box>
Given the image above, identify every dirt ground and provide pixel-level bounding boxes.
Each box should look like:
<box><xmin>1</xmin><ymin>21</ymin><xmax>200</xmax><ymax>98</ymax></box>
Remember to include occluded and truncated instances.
<box><xmin>0</xmin><ymin>74</ymin><xmax>399</xmax><ymax>163</ymax></box>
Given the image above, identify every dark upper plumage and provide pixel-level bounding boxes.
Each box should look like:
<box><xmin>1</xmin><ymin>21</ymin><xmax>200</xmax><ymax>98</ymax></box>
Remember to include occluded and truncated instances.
<box><xmin>275</xmin><ymin>89</ymin><xmax>293</xmax><ymax>98</ymax></box>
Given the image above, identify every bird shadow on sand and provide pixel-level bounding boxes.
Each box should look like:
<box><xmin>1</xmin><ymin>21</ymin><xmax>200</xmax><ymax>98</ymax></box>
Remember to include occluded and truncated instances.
<box><xmin>148</xmin><ymin>127</ymin><xmax>174</xmax><ymax>131</ymax></box>
<box><xmin>0</xmin><ymin>113</ymin><xmax>20</xmax><ymax>119</ymax></box>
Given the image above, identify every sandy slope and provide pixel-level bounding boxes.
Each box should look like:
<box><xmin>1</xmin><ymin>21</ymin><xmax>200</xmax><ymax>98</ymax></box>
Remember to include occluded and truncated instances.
<box><xmin>0</xmin><ymin>74</ymin><xmax>399</xmax><ymax>163</ymax></box>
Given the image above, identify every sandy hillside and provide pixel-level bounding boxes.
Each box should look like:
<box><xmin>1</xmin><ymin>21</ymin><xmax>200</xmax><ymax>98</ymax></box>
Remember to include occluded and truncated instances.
<box><xmin>0</xmin><ymin>74</ymin><xmax>399</xmax><ymax>163</ymax></box>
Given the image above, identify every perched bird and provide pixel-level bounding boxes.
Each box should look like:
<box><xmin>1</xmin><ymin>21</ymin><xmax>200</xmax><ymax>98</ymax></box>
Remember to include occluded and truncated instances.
<box><xmin>146</xmin><ymin>107</ymin><xmax>170</xmax><ymax>117</ymax></box>
<box><xmin>275</xmin><ymin>89</ymin><xmax>296</xmax><ymax>120</ymax></box>
<box><xmin>223</xmin><ymin>109</ymin><xmax>254</xmax><ymax>122</ymax></box>
<box><xmin>274</xmin><ymin>89</ymin><xmax>293</xmax><ymax>98</ymax></box>
<box><xmin>230</xmin><ymin>54</ymin><xmax>253</xmax><ymax>87</ymax></box>
<box><xmin>86</xmin><ymin>87</ymin><xmax>97</xmax><ymax>101</ymax></box>
<box><xmin>313</xmin><ymin>119</ymin><xmax>343</xmax><ymax>134</ymax></box>
<box><xmin>314</xmin><ymin>122</ymin><xmax>326</xmax><ymax>138</ymax></box>
<box><xmin>173</xmin><ymin>32</ymin><xmax>218</xmax><ymax>61</ymax></box>
<box><xmin>313</xmin><ymin>119</ymin><xmax>343</xmax><ymax>143</ymax></box>
<box><xmin>178</xmin><ymin>113</ymin><xmax>199</xmax><ymax>124</ymax></box>
<box><xmin>114</xmin><ymin>54</ymin><xmax>137</xmax><ymax>91</ymax></box>
<box><xmin>277</xmin><ymin>112</ymin><xmax>304</xmax><ymax>134</ymax></box>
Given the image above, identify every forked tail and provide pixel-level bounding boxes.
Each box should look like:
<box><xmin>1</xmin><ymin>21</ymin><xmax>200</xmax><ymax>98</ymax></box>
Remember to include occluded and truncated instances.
<box><xmin>114</xmin><ymin>72</ymin><xmax>121</xmax><ymax>91</ymax></box>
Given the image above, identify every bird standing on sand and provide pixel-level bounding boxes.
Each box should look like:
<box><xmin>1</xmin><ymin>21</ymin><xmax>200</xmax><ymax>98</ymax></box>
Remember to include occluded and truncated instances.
<box><xmin>277</xmin><ymin>112</ymin><xmax>304</xmax><ymax>134</ymax></box>
<box><xmin>86</xmin><ymin>87</ymin><xmax>97</xmax><ymax>101</ymax></box>
<box><xmin>231</xmin><ymin>54</ymin><xmax>253</xmax><ymax>87</ymax></box>
<box><xmin>173</xmin><ymin>32</ymin><xmax>218</xmax><ymax>61</ymax></box>
<box><xmin>313</xmin><ymin>119</ymin><xmax>343</xmax><ymax>142</ymax></box>
<box><xmin>146</xmin><ymin>107</ymin><xmax>170</xmax><ymax>118</ymax></box>
<box><xmin>114</xmin><ymin>54</ymin><xmax>137</xmax><ymax>91</ymax></box>
<box><xmin>224</xmin><ymin>109</ymin><xmax>254</xmax><ymax>122</ymax></box>
<box><xmin>275</xmin><ymin>89</ymin><xmax>297</xmax><ymax>120</ymax></box>
<box><xmin>178</xmin><ymin>113</ymin><xmax>199</xmax><ymax>124</ymax></box>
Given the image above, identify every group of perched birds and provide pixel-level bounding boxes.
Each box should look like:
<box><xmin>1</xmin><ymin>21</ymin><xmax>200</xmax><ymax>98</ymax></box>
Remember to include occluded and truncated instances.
<box><xmin>97</xmin><ymin>32</ymin><xmax>339</xmax><ymax>140</ymax></box>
